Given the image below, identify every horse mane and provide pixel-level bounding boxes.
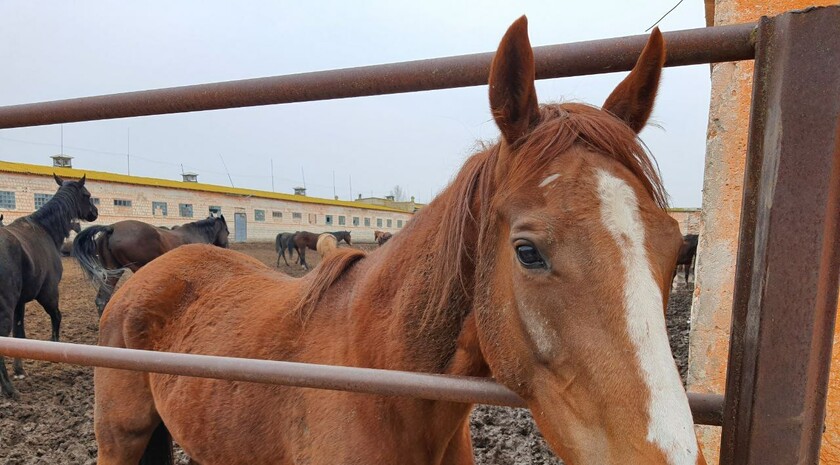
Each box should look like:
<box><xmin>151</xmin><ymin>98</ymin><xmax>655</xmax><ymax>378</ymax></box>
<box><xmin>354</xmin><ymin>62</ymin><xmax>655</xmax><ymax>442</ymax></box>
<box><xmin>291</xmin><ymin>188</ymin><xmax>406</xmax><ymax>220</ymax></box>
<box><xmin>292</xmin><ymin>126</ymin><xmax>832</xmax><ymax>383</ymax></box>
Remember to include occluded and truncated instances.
<box><xmin>27</xmin><ymin>186</ymin><xmax>79</xmax><ymax>247</ymax></box>
<box><xmin>180</xmin><ymin>217</ymin><xmax>221</xmax><ymax>240</ymax></box>
<box><xmin>419</xmin><ymin>102</ymin><xmax>668</xmax><ymax>327</ymax></box>
<box><xmin>294</xmin><ymin>247</ymin><xmax>366</xmax><ymax>321</ymax></box>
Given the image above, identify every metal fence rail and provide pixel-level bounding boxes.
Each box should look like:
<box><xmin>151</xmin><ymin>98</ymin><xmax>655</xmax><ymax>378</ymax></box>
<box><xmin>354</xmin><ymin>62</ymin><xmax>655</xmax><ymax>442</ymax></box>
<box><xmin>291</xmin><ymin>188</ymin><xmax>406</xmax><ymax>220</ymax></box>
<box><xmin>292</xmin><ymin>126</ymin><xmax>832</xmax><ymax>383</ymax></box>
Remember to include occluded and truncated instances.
<box><xmin>0</xmin><ymin>338</ymin><xmax>725</xmax><ymax>426</ymax></box>
<box><xmin>0</xmin><ymin>23</ymin><xmax>755</xmax><ymax>129</ymax></box>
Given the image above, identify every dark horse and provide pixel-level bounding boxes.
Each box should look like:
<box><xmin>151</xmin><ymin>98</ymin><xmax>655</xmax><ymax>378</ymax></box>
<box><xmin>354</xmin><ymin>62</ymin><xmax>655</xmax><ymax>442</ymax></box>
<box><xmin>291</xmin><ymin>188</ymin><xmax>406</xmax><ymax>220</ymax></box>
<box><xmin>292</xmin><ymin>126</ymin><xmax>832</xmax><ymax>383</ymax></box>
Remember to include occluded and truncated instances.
<box><xmin>274</xmin><ymin>232</ymin><xmax>298</xmax><ymax>267</ymax></box>
<box><xmin>283</xmin><ymin>231</ymin><xmax>351</xmax><ymax>269</ymax></box>
<box><xmin>674</xmin><ymin>233</ymin><xmax>699</xmax><ymax>284</ymax></box>
<box><xmin>73</xmin><ymin>216</ymin><xmax>230</xmax><ymax>315</ymax></box>
<box><xmin>0</xmin><ymin>174</ymin><xmax>98</xmax><ymax>398</ymax></box>
<box><xmin>326</xmin><ymin>230</ymin><xmax>352</xmax><ymax>246</ymax></box>
<box><xmin>59</xmin><ymin>221</ymin><xmax>82</xmax><ymax>257</ymax></box>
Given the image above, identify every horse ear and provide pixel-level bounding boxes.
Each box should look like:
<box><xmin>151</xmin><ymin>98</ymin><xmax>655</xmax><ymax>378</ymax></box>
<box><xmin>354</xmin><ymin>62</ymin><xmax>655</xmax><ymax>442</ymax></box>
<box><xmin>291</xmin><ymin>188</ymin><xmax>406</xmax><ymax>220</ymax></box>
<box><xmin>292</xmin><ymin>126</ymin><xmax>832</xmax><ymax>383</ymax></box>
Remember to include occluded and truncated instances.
<box><xmin>602</xmin><ymin>28</ymin><xmax>666</xmax><ymax>134</ymax></box>
<box><xmin>79</xmin><ymin>174</ymin><xmax>86</xmax><ymax>187</ymax></box>
<box><xmin>488</xmin><ymin>16</ymin><xmax>540</xmax><ymax>145</ymax></box>
<box><xmin>53</xmin><ymin>173</ymin><xmax>65</xmax><ymax>186</ymax></box>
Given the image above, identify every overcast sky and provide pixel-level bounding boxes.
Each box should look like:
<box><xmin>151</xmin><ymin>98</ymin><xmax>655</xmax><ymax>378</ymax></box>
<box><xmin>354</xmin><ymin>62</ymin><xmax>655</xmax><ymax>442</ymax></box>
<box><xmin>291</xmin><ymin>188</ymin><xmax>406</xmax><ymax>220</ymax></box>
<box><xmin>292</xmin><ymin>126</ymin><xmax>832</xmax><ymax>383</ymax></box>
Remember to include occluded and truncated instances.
<box><xmin>0</xmin><ymin>1</ymin><xmax>709</xmax><ymax>207</ymax></box>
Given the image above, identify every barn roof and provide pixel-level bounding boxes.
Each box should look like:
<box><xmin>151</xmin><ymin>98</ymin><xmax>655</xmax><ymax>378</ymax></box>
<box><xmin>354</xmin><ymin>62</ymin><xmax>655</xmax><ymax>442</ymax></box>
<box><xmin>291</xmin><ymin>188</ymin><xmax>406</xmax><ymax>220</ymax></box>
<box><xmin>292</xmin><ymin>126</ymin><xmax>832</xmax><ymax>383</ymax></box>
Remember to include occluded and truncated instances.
<box><xmin>0</xmin><ymin>160</ymin><xmax>411</xmax><ymax>214</ymax></box>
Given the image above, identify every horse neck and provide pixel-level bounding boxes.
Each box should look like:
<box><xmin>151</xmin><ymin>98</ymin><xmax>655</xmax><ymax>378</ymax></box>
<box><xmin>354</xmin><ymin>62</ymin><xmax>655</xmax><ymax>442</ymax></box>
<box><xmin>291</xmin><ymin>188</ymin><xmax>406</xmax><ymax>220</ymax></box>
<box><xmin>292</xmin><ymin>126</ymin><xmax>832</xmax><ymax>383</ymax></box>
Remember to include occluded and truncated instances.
<box><xmin>28</xmin><ymin>190</ymin><xmax>75</xmax><ymax>248</ymax></box>
<box><xmin>347</xmin><ymin>182</ymin><xmax>486</xmax><ymax>377</ymax></box>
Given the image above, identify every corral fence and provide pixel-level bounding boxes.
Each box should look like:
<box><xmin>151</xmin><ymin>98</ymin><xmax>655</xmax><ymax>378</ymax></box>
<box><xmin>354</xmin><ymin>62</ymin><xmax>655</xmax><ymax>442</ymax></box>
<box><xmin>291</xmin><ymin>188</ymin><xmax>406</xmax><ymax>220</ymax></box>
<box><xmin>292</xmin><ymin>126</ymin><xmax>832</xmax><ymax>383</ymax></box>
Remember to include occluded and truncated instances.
<box><xmin>0</xmin><ymin>6</ymin><xmax>838</xmax><ymax>464</ymax></box>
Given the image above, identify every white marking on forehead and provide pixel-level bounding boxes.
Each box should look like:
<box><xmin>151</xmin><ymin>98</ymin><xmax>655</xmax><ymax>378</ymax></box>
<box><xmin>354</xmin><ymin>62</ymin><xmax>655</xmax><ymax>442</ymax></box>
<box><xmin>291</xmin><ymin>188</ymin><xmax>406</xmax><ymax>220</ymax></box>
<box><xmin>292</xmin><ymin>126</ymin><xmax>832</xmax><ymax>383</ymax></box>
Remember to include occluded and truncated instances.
<box><xmin>596</xmin><ymin>170</ymin><xmax>698</xmax><ymax>465</ymax></box>
<box><xmin>539</xmin><ymin>173</ymin><xmax>560</xmax><ymax>188</ymax></box>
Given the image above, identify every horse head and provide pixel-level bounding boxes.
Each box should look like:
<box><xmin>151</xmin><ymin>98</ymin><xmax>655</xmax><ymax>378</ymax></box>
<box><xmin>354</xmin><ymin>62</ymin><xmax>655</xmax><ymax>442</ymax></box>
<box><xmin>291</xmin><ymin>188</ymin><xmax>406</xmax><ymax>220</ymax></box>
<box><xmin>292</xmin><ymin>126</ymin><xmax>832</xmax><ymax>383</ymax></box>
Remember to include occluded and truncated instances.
<box><xmin>213</xmin><ymin>215</ymin><xmax>230</xmax><ymax>248</ymax></box>
<box><xmin>54</xmin><ymin>173</ymin><xmax>98</xmax><ymax>222</ymax></box>
<box><xmin>341</xmin><ymin>231</ymin><xmax>352</xmax><ymax>245</ymax></box>
<box><xmin>468</xmin><ymin>17</ymin><xmax>703</xmax><ymax>465</ymax></box>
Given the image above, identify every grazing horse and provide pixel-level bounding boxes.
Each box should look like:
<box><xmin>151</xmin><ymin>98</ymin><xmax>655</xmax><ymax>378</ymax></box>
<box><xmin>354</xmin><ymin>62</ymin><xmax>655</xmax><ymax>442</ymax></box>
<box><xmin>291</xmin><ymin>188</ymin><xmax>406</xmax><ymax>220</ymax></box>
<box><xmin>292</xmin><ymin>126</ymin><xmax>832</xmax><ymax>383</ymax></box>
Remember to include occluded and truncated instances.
<box><xmin>94</xmin><ymin>19</ymin><xmax>705</xmax><ymax>465</ymax></box>
<box><xmin>0</xmin><ymin>174</ymin><xmax>98</xmax><ymax>399</ymax></box>
<box><xmin>274</xmin><ymin>232</ymin><xmax>298</xmax><ymax>267</ymax></box>
<box><xmin>316</xmin><ymin>233</ymin><xmax>338</xmax><ymax>259</ymax></box>
<box><xmin>674</xmin><ymin>234</ymin><xmax>699</xmax><ymax>285</ymax></box>
<box><xmin>326</xmin><ymin>230</ymin><xmax>352</xmax><ymax>245</ymax></box>
<box><xmin>289</xmin><ymin>231</ymin><xmax>320</xmax><ymax>270</ymax></box>
<box><xmin>73</xmin><ymin>216</ymin><xmax>230</xmax><ymax>315</ymax></box>
<box><xmin>374</xmin><ymin>230</ymin><xmax>393</xmax><ymax>246</ymax></box>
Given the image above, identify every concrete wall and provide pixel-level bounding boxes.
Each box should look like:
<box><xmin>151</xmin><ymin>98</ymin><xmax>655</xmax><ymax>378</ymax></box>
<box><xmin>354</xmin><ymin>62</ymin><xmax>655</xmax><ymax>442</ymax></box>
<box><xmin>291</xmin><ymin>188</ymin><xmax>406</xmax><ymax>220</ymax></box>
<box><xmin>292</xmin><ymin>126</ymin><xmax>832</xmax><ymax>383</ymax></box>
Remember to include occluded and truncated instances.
<box><xmin>0</xmin><ymin>172</ymin><xmax>412</xmax><ymax>243</ymax></box>
<box><xmin>689</xmin><ymin>1</ymin><xmax>839</xmax><ymax>463</ymax></box>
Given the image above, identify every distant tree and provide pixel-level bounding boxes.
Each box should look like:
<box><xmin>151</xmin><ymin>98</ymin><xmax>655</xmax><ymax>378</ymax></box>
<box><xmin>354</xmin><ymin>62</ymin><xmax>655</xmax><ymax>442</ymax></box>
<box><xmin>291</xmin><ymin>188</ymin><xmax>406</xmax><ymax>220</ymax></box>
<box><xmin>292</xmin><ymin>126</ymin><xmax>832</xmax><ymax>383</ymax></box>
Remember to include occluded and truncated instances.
<box><xmin>389</xmin><ymin>185</ymin><xmax>407</xmax><ymax>202</ymax></box>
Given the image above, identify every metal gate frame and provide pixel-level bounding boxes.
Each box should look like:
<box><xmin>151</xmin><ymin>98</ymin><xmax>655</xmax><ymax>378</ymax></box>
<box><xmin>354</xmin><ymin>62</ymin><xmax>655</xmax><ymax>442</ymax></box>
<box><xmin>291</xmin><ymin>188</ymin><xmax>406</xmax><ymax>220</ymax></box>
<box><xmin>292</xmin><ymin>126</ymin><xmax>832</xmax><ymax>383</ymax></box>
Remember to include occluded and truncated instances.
<box><xmin>0</xmin><ymin>6</ymin><xmax>838</xmax><ymax>463</ymax></box>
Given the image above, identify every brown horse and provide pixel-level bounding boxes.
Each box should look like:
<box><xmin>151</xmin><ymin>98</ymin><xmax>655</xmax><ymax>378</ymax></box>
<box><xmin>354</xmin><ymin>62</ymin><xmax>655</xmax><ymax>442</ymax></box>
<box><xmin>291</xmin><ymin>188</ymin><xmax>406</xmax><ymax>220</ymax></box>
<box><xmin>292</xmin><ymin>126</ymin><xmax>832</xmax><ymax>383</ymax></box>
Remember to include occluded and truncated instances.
<box><xmin>94</xmin><ymin>19</ymin><xmax>704</xmax><ymax>465</ymax></box>
<box><xmin>72</xmin><ymin>216</ymin><xmax>230</xmax><ymax>315</ymax></box>
<box><xmin>374</xmin><ymin>230</ymin><xmax>393</xmax><ymax>246</ymax></box>
<box><xmin>59</xmin><ymin>221</ymin><xmax>82</xmax><ymax>257</ymax></box>
<box><xmin>289</xmin><ymin>231</ymin><xmax>320</xmax><ymax>270</ymax></box>
<box><xmin>316</xmin><ymin>233</ymin><xmax>338</xmax><ymax>259</ymax></box>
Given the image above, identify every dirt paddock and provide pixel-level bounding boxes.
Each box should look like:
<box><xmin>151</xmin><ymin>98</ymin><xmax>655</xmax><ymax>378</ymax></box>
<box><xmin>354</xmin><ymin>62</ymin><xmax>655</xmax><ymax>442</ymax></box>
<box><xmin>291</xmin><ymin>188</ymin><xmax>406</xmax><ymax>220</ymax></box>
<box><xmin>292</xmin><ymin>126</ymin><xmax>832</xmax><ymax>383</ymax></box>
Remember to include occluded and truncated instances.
<box><xmin>0</xmin><ymin>241</ymin><xmax>693</xmax><ymax>465</ymax></box>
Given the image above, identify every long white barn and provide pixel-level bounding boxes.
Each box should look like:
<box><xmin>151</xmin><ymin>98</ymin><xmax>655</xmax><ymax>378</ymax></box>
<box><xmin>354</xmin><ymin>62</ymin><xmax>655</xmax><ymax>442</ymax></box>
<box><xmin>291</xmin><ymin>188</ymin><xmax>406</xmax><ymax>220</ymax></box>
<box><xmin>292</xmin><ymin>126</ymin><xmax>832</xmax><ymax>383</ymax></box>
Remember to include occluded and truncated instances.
<box><xmin>0</xmin><ymin>160</ymin><xmax>414</xmax><ymax>243</ymax></box>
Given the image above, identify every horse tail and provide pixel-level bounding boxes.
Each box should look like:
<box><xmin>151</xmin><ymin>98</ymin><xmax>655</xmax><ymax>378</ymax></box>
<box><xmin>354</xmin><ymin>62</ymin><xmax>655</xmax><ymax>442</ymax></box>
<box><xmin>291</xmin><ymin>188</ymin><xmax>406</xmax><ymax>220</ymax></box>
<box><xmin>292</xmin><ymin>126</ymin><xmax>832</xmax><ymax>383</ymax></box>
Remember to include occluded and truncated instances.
<box><xmin>294</xmin><ymin>248</ymin><xmax>366</xmax><ymax>321</ymax></box>
<box><xmin>139</xmin><ymin>423</ymin><xmax>173</xmax><ymax>465</ymax></box>
<box><xmin>72</xmin><ymin>225</ymin><xmax>122</xmax><ymax>290</ymax></box>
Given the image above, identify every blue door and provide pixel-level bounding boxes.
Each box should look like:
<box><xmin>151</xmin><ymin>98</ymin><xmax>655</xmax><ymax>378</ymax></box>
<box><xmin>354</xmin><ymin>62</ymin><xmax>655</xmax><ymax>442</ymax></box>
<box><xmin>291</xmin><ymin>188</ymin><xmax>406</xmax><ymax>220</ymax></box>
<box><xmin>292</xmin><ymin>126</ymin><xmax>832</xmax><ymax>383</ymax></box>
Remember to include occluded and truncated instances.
<box><xmin>234</xmin><ymin>212</ymin><xmax>247</xmax><ymax>242</ymax></box>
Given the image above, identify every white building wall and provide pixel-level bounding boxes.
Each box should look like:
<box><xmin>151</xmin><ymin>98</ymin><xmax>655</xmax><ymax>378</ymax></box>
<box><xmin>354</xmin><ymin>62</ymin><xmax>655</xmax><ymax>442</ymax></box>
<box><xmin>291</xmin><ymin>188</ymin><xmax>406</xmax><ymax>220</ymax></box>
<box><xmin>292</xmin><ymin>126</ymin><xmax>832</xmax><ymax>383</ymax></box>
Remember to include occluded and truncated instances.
<box><xmin>0</xmin><ymin>172</ymin><xmax>412</xmax><ymax>243</ymax></box>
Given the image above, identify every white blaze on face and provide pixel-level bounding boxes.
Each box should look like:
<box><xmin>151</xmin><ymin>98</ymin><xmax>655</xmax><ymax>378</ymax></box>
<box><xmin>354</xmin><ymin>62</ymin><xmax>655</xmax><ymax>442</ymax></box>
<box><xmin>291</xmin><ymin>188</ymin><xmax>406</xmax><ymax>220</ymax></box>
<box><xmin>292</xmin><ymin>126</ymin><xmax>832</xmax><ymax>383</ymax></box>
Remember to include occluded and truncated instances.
<box><xmin>596</xmin><ymin>170</ymin><xmax>698</xmax><ymax>465</ymax></box>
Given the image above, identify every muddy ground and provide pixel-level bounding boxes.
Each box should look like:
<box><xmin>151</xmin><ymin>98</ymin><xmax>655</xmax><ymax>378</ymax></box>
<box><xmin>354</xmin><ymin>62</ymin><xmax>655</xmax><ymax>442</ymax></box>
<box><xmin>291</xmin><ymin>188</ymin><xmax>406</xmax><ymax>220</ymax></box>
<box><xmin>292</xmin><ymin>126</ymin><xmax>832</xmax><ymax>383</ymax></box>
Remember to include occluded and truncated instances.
<box><xmin>0</xmin><ymin>241</ymin><xmax>694</xmax><ymax>465</ymax></box>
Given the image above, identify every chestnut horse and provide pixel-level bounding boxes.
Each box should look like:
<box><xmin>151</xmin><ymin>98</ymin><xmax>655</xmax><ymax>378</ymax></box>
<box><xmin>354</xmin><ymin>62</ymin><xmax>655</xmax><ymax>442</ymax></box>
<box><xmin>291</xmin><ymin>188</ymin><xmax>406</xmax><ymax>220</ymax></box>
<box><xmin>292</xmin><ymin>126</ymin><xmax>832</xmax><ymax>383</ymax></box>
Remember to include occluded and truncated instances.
<box><xmin>72</xmin><ymin>216</ymin><xmax>230</xmax><ymax>315</ymax></box>
<box><xmin>94</xmin><ymin>18</ymin><xmax>704</xmax><ymax>465</ymax></box>
<box><xmin>316</xmin><ymin>233</ymin><xmax>338</xmax><ymax>259</ymax></box>
<box><xmin>374</xmin><ymin>230</ymin><xmax>393</xmax><ymax>246</ymax></box>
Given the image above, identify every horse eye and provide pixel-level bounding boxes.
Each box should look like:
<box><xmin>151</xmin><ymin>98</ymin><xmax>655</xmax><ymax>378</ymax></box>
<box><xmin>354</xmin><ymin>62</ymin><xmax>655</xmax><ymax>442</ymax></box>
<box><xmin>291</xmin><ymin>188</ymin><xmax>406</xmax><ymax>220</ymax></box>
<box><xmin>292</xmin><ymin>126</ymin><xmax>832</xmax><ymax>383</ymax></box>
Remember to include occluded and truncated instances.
<box><xmin>516</xmin><ymin>244</ymin><xmax>545</xmax><ymax>269</ymax></box>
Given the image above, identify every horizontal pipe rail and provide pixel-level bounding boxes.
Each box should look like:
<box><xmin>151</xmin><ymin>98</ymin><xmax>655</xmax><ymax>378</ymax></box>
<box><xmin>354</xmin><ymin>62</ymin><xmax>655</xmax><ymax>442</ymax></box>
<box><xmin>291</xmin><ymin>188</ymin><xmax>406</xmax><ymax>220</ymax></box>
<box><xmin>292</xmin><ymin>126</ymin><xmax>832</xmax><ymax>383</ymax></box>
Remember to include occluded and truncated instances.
<box><xmin>0</xmin><ymin>338</ymin><xmax>724</xmax><ymax>426</ymax></box>
<box><xmin>0</xmin><ymin>23</ymin><xmax>755</xmax><ymax>129</ymax></box>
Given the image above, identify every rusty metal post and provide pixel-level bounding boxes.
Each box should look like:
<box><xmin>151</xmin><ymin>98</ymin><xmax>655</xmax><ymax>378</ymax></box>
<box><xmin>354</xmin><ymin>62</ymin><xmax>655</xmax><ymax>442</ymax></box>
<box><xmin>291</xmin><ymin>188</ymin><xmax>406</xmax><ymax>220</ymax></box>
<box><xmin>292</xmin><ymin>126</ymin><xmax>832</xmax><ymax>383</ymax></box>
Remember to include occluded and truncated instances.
<box><xmin>0</xmin><ymin>23</ymin><xmax>755</xmax><ymax>129</ymax></box>
<box><xmin>720</xmin><ymin>6</ymin><xmax>840</xmax><ymax>465</ymax></box>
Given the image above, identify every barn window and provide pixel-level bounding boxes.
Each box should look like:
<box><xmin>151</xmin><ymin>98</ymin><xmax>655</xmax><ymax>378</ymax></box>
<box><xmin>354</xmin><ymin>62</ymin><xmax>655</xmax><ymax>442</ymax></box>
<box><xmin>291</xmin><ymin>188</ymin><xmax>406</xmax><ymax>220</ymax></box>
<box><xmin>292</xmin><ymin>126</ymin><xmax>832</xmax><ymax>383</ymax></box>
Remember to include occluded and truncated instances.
<box><xmin>152</xmin><ymin>201</ymin><xmax>168</xmax><ymax>216</ymax></box>
<box><xmin>209</xmin><ymin>206</ymin><xmax>221</xmax><ymax>216</ymax></box>
<box><xmin>255</xmin><ymin>209</ymin><xmax>265</xmax><ymax>222</ymax></box>
<box><xmin>272</xmin><ymin>211</ymin><xmax>283</xmax><ymax>219</ymax></box>
<box><xmin>292</xmin><ymin>212</ymin><xmax>302</xmax><ymax>220</ymax></box>
<box><xmin>352</xmin><ymin>217</ymin><xmax>360</xmax><ymax>226</ymax></box>
<box><xmin>397</xmin><ymin>220</ymin><xmax>403</xmax><ymax>228</ymax></box>
<box><xmin>34</xmin><ymin>193</ymin><xmax>53</xmax><ymax>209</ymax></box>
<box><xmin>325</xmin><ymin>215</ymin><xmax>333</xmax><ymax>225</ymax></box>
<box><xmin>338</xmin><ymin>216</ymin><xmax>345</xmax><ymax>226</ymax></box>
<box><xmin>114</xmin><ymin>199</ymin><xmax>132</xmax><ymax>207</ymax></box>
<box><xmin>179</xmin><ymin>203</ymin><xmax>193</xmax><ymax>218</ymax></box>
<box><xmin>376</xmin><ymin>218</ymin><xmax>383</xmax><ymax>228</ymax></box>
<box><xmin>0</xmin><ymin>191</ymin><xmax>16</xmax><ymax>210</ymax></box>
<box><xmin>308</xmin><ymin>213</ymin><xmax>317</xmax><ymax>224</ymax></box>
<box><xmin>364</xmin><ymin>217</ymin><xmax>371</xmax><ymax>227</ymax></box>
<box><xmin>91</xmin><ymin>197</ymin><xmax>100</xmax><ymax>206</ymax></box>
<box><xmin>386</xmin><ymin>219</ymin><xmax>393</xmax><ymax>228</ymax></box>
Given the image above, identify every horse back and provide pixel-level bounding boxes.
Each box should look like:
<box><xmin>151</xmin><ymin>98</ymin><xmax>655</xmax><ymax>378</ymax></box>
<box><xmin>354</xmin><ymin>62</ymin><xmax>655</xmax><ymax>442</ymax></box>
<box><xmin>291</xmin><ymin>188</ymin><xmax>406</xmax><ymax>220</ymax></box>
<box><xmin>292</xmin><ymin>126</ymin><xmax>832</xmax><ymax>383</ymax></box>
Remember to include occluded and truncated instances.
<box><xmin>100</xmin><ymin>244</ymin><xmax>305</xmax><ymax>354</ymax></box>
<box><xmin>0</xmin><ymin>222</ymin><xmax>60</xmax><ymax>301</ymax></box>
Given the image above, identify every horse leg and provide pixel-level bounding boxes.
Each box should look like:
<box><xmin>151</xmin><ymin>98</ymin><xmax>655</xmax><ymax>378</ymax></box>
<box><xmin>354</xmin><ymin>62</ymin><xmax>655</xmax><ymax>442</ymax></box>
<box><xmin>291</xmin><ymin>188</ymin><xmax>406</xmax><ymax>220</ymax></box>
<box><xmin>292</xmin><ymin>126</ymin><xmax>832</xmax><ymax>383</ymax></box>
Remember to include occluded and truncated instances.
<box><xmin>12</xmin><ymin>301</ymin><xmax>27</xmax><ymax>379</ymax></box>
<box><xmin>0</xmin><ymin>306</ymin><xmax>19</xmax><ymax>399</ymax></box>
<box><xmin>36</xmin><ymin>288</ymin><xmax>62</xmax><ymax>343</ymax></box>
<box><xmin>299</xmin><ymin>247</ymin><xmax>308</xmax><ymax>270</ymax></box>
<box><xmin>96</xmin><ymin>271</ymin><xmax>124</xmax><ymax>316</ymax></box>
<box><xmin>95</xmin><ymin>368</ymin><xmax>165</xmax><ymax>464</ymax></box>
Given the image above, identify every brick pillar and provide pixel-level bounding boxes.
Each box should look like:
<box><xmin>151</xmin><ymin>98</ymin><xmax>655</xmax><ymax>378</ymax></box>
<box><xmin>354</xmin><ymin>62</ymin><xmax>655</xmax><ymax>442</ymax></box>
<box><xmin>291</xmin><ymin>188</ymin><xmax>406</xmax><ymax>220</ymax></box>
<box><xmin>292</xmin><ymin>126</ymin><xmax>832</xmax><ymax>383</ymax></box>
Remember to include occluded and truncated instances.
<box><xmin>688</xmin><ymin>1</ymin><xmax>838</xmax><ymax>463</ymax></box>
